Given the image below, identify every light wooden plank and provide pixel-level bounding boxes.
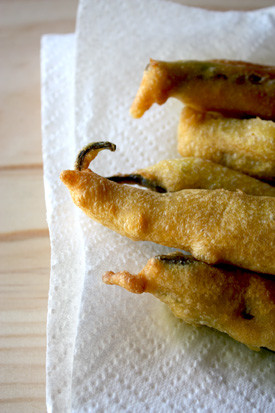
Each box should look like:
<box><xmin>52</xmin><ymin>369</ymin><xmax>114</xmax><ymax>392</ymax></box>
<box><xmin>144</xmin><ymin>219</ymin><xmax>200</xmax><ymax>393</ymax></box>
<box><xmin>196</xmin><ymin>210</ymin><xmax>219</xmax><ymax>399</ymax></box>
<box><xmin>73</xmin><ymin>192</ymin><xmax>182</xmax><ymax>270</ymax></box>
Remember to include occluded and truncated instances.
<box><xmin>0</xmin><ymin>0</ymin><xmax>78</xmax><ymax>168</ymax></box>
<box><xmin>0</xmin><ymin>1</ymin><xmax>77</xmax><ymax>411</ymax></box>
<box><xmin>0</xmin><ymin>236</ymin><xmax>50</xmax><ymax>411</ymax></box>
<box><xmin>1</xmin><ymin>0</ymin><xmax>79</xmax><ymax>27</ymax></box>
<box><xmin>0</xmin><ymin>322</ymin><xmax>45</xmax><ymax>336</ymax></box>
<box><xmin>0</xmin><ymin>399</ymin><xmax>46</xmax><ymax>413</ymax></box>
<box><xmin>0</xmin><ymin>348</ymin><xmax>46</xmax><ymax>367</ymax></box>
<box><xmin>0</xmin><ymin>364</ymin><xmax>45</xmax><ymax>385</ymax></box>
<box><xmin>0</xmin><ymin>382</ymin><xmax>45</xmax><ymax>399</ymax></box>
<box><xmin>0</xmin><ymin>234</ymin><xmax>50</xmax><ymax>272</ymax></box>
<box><xmin>0</xmin><ymin>169</ymin><xmax>48</xmax><ymax>233</ymax></box>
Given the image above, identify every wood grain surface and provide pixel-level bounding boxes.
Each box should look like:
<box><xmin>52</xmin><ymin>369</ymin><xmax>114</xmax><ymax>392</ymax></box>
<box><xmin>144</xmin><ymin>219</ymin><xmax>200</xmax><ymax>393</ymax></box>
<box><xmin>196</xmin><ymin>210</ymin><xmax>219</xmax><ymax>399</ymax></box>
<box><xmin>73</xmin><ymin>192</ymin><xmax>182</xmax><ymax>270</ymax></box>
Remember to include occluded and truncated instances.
<box><xmin>1</xmin><ymin>0</ymin><xmax>274</xmax><ymax>412</ymax></box>
<box><xmin>0</xmin><ymin>1</ymin><xmax>78</xmax><ymax>412</ymax></box>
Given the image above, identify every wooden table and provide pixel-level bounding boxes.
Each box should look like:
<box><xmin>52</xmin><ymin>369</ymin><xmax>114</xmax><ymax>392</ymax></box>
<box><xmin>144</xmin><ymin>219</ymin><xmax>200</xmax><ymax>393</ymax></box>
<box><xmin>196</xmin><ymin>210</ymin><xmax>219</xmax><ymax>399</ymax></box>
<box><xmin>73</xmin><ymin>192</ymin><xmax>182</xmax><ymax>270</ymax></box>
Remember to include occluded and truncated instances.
<box><xmin>0</xmin><ymin>1</ymin><xmax>77</xmax><ymax>411</ymax></box>
<box><xmin>1</xmin><ymin>1</ymin><xmax>274</xmax><ymax>412</ymax></box>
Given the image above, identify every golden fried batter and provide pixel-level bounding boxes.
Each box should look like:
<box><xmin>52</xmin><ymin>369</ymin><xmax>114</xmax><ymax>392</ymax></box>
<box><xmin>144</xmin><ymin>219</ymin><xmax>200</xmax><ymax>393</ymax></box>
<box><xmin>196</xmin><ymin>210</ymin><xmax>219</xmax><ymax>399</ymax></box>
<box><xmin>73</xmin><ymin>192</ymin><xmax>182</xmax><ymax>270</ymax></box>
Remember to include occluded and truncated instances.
<box><xmin>60</xmin><ymin>142</ymin><xmax>275</xmax><ymax>275</ymax></box>
<box><xmin>177</xmin><ymin>107</ymin><xmax>275</xmax><ymax>181</ymax></box>
<box><xmin>109</xmin><ymin>157</ymin><xmax>275</xmax><ymax>196</ymax></box>
<box><xmin>103</xmin><ymin>252</ymin><xmax>275</xmax><ymax>351</ymax></box>
<box><xmin>130</xmin><ymin>59</ymin><xmax>275</xmax><ymax>120</ymax></box>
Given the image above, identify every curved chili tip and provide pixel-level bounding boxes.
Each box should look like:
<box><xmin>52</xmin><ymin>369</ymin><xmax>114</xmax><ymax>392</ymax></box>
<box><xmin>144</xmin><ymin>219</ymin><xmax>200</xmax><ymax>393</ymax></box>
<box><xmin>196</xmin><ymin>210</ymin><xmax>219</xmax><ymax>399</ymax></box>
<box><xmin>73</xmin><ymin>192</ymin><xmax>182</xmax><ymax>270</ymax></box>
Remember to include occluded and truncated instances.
<box><xmin>102</xmin><ymin>271</ymin><xmax>146</xmax><ymax>294</ymax></box>
<box><xmin>74</xmin><ymin>141</ymin><xmax>116</xmax><ymax>171</ymax></box>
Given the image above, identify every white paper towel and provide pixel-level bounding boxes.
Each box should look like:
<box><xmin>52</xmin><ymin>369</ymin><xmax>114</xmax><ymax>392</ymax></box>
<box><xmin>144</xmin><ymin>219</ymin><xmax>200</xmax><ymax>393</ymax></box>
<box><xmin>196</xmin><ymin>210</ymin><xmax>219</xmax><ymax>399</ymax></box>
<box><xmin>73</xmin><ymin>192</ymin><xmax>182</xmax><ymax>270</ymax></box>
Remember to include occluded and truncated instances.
<box><xmin>42</xmin><ymin>1</ymin><xmax>275</xmax><ymax>412</ymax></box>
<box><xmin>41</xmin><ymin>34</ymin><xmax>85</xmax><ymax>413</ymax></box>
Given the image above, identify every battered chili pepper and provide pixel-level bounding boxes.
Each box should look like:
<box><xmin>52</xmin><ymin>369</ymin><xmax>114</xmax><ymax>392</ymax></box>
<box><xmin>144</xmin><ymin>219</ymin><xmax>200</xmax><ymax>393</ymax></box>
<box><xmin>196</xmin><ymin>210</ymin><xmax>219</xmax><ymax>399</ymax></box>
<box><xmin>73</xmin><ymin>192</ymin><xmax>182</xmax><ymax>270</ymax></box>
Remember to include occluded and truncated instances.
<box><xmin>103</xmin><ymin>252</ymin><xmax>275</xmax><ymax>351</ymax></box>
<box><xmin>177</xmin><ymin>107</ymin><xmax>275</xmax><ymax>181</ymax></box>
<box><xmin>109</xmin><ymin>156</ymin><xmax>275</xmax><ymax>196</ymax></box>
<box><xmin>60</xmin><ymin>142</ymin><xmax>275</xmax><ymax>275</ymax></box>
<box><xmin>130</xmin><ymin>59</ymin><xmax>275</xmax><ymax>120</ymax></box>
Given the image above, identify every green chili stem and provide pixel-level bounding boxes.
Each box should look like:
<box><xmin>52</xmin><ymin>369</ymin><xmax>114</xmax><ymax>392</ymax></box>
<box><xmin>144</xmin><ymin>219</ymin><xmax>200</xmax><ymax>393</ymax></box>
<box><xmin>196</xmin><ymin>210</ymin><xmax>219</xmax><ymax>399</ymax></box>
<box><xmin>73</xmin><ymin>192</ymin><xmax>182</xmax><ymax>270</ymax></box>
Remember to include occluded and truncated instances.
<box><xmin>155</xmin><ymin>252</ymin><xmax>195</xmax><ymax>266</ymax></box>
<box><xmin>74</xmin><ymin>141</ymin><xmax>116</xmax><ymax>171</ymax></box>
<box><xmin>108</xmin><ymin>173</ymin><xmax>167</xmax><ymax>193</ymax></box>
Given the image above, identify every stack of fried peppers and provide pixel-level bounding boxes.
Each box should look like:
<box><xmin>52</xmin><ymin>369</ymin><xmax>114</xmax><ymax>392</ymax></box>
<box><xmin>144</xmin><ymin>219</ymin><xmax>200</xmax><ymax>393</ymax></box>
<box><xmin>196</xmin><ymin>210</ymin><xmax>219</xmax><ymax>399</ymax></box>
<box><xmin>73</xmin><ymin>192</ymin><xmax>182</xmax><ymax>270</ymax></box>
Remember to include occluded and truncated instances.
<box><xmin>61</xmin><ymin>60</ymin><xmax>275</xmax><ymax>351</ymax></box>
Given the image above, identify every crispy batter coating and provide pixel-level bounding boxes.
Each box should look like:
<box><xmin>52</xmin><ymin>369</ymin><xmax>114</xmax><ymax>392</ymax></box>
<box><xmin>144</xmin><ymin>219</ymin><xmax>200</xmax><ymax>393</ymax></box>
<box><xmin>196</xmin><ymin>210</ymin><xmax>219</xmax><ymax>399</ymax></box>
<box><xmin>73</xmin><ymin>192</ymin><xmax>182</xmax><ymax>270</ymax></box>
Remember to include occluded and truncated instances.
<box><xmin>103</xmin><ymin>252</ymin><xmax>275</xmax><ymax>351</ymax></box>
<box><xmin>60</xmin><ymin>143</ymin><xmax>275</xmax><ymax>275</ymax></box>
<box><xmin>177</xmin><ymin>107</ymin><xmax>275</xmax><ymax>181</ymax></box>
<box><xmin>109</xmin><ymin>157</ymin><xmax>275</xmax><ymax>196</ymax></box>
<box><xmin>130</xmin><ymin>59</ymin><xmax>275</xmax><ymax>120</ymax></box>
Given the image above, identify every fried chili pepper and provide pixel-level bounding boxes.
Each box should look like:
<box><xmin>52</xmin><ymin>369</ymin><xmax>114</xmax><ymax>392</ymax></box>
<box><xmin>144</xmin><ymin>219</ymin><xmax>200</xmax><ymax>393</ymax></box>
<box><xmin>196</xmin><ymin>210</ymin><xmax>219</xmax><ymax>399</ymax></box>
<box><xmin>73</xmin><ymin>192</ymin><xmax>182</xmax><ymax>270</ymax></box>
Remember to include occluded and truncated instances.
<box><xmin>60</xmin><ymin>142</ymin><xmax>275</xmax><ymax>275</ymax></box>
<box><xmin>130</xmin><ymin>59</ymin><xmax>275</xmax><ymax>120</ymax></box>
<box><xmin>103</xmin><ymin>252</ymin><xmax>275</xmax><ymax>351</ymax></box>
<box><xmin>109</xmin><ymin>156</ymin><xmax>275</xmax><ymax>196</ymax></box>
<box><xmin>177</xmin><ymin>107</ymin><xmax>275</xmax><ymax>181</ymax></box>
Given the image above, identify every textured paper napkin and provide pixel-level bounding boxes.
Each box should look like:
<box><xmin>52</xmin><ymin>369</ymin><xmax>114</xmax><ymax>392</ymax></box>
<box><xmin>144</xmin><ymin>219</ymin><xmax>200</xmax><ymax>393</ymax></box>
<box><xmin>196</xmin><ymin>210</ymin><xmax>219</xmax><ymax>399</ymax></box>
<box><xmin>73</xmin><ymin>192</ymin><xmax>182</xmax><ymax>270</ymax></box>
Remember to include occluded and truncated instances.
<box><xmin>41</xmin><ymin>34</ymin><xmax>84</xmax><ymax>413</ymax></box>
<box><xmin>42</xmin><ymin>1</ymin><xmax>275</xmax><ymax>412</ymax></box>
